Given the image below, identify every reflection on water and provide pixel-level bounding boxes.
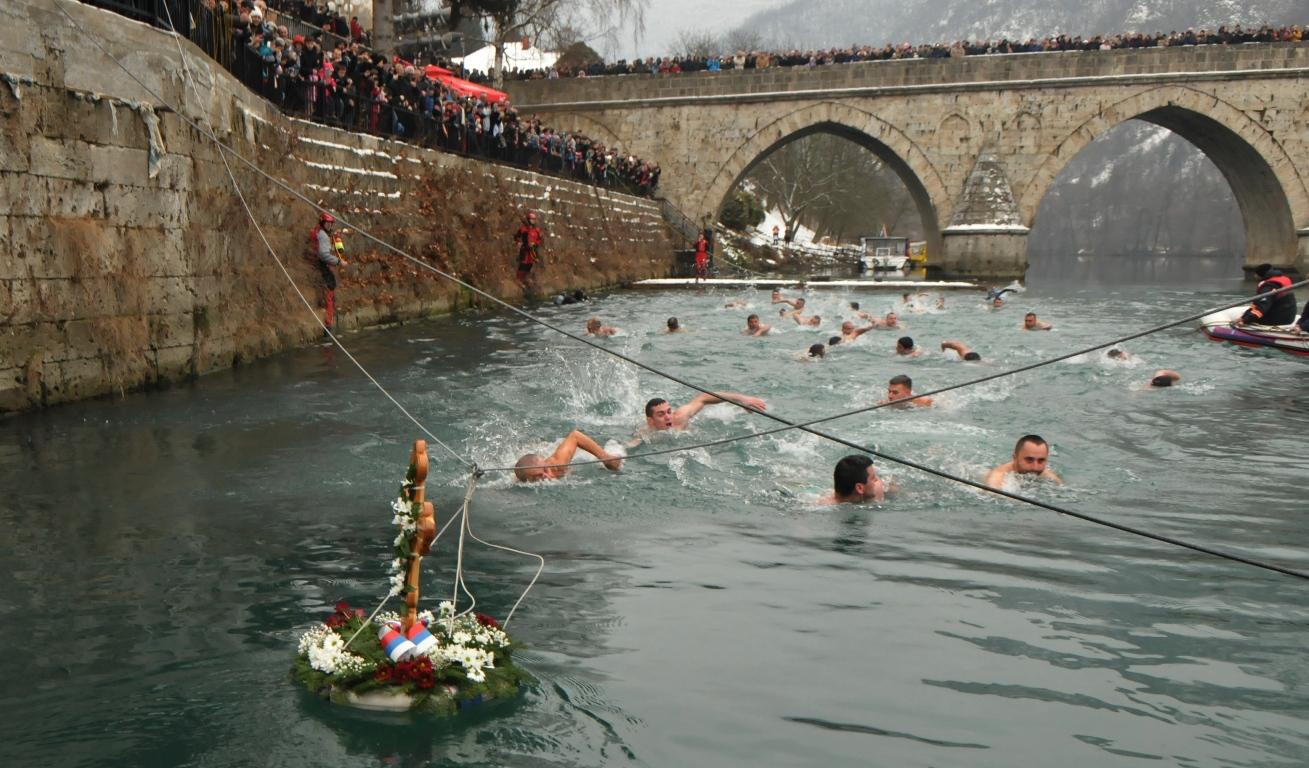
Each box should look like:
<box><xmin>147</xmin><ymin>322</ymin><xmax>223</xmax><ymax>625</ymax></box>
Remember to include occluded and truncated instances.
<box><xmin>2</xmin><ymin>286</ymin><xmax>1308</xmax><ymax>767</ymax></box>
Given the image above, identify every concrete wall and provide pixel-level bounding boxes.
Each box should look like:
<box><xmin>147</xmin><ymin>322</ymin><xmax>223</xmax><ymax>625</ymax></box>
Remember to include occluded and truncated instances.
<box><xmin>0</xmin><ymin>0</ymin><xmax>673</xmax><ymax>413</ymax></box>
<box><xmin>507</xmin><ymin>43</ymin><xmax>1309</xmax><ymax>279</ymax></box>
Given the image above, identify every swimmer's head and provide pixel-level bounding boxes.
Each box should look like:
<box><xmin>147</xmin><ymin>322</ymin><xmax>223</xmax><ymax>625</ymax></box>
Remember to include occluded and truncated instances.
<box><xmin>747</xmin><ymin>314</ymin><xmax>761</xmax><ymax>330</ymax></box>
<box><xmin>849</xmin><ymin>301</ymin><xmax>860</xmax><ymax>310</ymax></box>
<box><xmin>884</xmin><ymin>312</ymin><xmax>898</xmax><ymax>326</ymax></box>
<box><xmin>666</xmin><ymin>316</ymin><xmax>680</xmax><ymax>331</ymax></box>
<box><xmin>901</xmin><ymin>293</ymin><xmax>910</xmax><ymax>301</ymax></box>
<box><xmin>992</xmin><ymin>297</ymin><xmax>1004</xmax><ymax>307</ymax></box>
<box><xmin>514</xmin><ymin>453</ymin><xmax>549</xmax><ymax>482</ymax></box>
<box><xmin>795</xmin><ymin>298</ymin><xmax>806</xmax><ymax>309</ymax></box>
<box><xmin>586</xmin><ymin>317</ymin><xmax>601</xmax><ymax>333</ymax></box>
<box><xmin>1151</xmin><ymin>375</ymin><xmax>1175</xmax><ymax>388</ymax></box>
<box><xmin>645</xmin><ymin>397</ymin><xmax>675</xmax><ymax>430</ymax></box>
<box><xmin>841</xmin><ymin>320</ymin><xmax>855</xmax><ymax>334</ymax></box>
<box><xmin>1012</xmin><ymin>435</ymin><xmax>1049</xmax><ymax>474</ymax></box>
<box><xmin>1023</xmin><ymin>312</ymin><xmax>1037</xmax><ymax>328</ymax></box>
<box><xmin>805</xmin><ymin>315</ymin><xmax>821</xmax><ymax>326</ymax></box>
<box><xmin>833</xmin><ymin>454</ymin><xmax>881</xmax><ymax>502</ymax></box>
<box><xmin>896</xmin><ymin>336</ymin><xmax>914</xmax><ymax>354</ymax></box>
<box><xmin>808</xmin><ymin>343</ymin><xmax>825</xmax><ymax>358</ymax></box>
<box><xmin>963</xmin><ymin>351</ymin><xmax>981</xmax><ymax>361</ymax></box>
<box><xmin>828</xmin><ymin>336</ymin><xmax>841</xmax><ymax>346</ymax></box>
<box><xmin>887</xmin><ymin>374</ymin><xmax>913</xmax><ymax>401</ymax></box>
<box><xmin>1107</xmin><ymin>349</ymin><xmax>1125</xmax><ymax>359</ymax></box>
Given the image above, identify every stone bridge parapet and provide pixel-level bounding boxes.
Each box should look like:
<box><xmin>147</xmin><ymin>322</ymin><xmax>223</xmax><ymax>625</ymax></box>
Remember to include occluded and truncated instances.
<box><xmin>509</xmin><ymin>43</ymin><xmax>1309</xmax><ymax>278</ymax></box>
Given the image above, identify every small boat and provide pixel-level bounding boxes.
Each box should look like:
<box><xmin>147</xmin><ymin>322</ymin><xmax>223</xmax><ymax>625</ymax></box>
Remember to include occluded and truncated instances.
<box><xmin>1199</xmin><ymin>306</ymin><xmax>1309</xmax><ymax>357</ymax></box>
<box><xmin>858</xmin><ymin>235</ymin><xmax>910</xmax><ymax>272</ymax></box>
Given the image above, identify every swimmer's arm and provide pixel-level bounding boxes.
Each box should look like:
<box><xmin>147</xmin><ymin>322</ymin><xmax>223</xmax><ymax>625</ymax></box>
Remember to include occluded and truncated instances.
<box><xmin>564</xmin><ymin>430</ymin><xmax>621</xmax><ymax>471</ymax></box>
<box><xmin>754</xmin><ymin>324</ymin><xmax>772</xmax><ymax>336</ymax></box>
<box><xmin>941</xmin><ymin>340</ymin><xmax>970</xmax><ymax>357</ymax></box>
<box><xmin>1042</xmin><ymin>468</ymin><xmax>1063</xmax><ymax>485</ymax></box>
<box><xmin>852</xmin><ymin>324</ymin><xmax>877</xmax><ymax>338</ymax></box>
<box><xmin>985</xmin><ymin>464</ymin><xmax>1010</xmax><ymax>489</ymax></box>
<box><xmin>675</xmin><ymin>392</ymin><xmax>766</xmax><ymax>425</ymax></box>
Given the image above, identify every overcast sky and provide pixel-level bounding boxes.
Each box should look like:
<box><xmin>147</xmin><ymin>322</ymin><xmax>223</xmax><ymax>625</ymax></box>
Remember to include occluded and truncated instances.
<box><xmin>608</xmin><ymin>0</ymin><xmax>781</xmax><ymax>59</ymax></box>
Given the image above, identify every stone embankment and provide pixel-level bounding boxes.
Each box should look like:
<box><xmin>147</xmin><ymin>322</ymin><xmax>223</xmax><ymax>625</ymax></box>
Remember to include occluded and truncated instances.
<box><xmin>0</xmin><ymin>0</ymin><xmax>674</xmax><ymax>413</ymax></box>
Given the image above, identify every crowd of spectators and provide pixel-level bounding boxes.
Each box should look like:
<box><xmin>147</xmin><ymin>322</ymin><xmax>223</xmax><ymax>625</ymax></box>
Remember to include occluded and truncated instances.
<box><xmin>511</xmin><ymin>22</ymin><xmax>1307</xmax><ymax>80</ymax></box>
<box><xmin>183</xmin><ymin>0</ymin><xmax>659</xmax><ymax>196</ymax></box>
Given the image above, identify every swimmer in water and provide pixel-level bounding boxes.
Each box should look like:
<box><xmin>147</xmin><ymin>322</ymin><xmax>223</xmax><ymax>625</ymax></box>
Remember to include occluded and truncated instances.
<box><xmin>895</xmin><ymin>336</ymin><xmax>922</xmax><ymax>357</ymax></box>
<box><xmin>1023</xmin><ymin>312</ymin><xmax>1052</xmax><ymax>331</ymax></box>
<box><xmin>881</xmin><ymin>374</ymin><xmax>933</xmax><ymax>408</ymax></box>
<box><xmin>773</xmin><ymin>291</ymin><xmax>803</xmax><ymax>309</ymax></box>
<box><xmin>840</xmin><ymin>320</ymin><xmax>877</xmax><ymax>342</ymax></box>
<box><xmin>986</xmin><ymin>434</ymin><xmax>1063</xmax><ymax>489</ymax></box>
<box><xmin>585</xmin><ymin>317</ymin><xmax>618</xmax><ymax>336</ymax></box>
<box><xmin>1148</xmin><ymin>369</ymin><xmax>1181</xmax><ymax>388</ymax></box>
<box><xmin>986</xmin><ymin>286</ymin><xmax>1016</xmax><ymax>308</ymax></box>
<box><xmin>744</xmin><ymin>314</ymin><xmax>771</xmax><ymax>336</ymax></box>
<box><xmin>805</xmin><ymin>343</ymin><xmax>826</xmax><ymax>359</ymax></box>
<box><xmin>724</xmin><ymin>298</ymin><xmax>748</xmax><ymax>309</ymax></box>
<box><xmin>514</xmin><ymin>430</ymin><xmax>623</xmax><ymax>483</ymax></box>
<box><xmin>828</xmin><ymin>336</ymin><xmax>842</xmax><ymax>347</ymax></box>
<box><xmin>641</xmin><ymin>392</ymin><xmax>768</xmax><ymax>432</ymax></box>
<box><xmin>848</xmin><ymin>301</ymin><xmax>873</xmax><ymax>320</ymax></box>
<box><xmin>780</xmin><ymin>297</ymin><xmax>808</xmax><ymax>318</ymax></box>
<box><xmin>819</xmin><ymin>455</ymin><xmax>889</xmax><ymax>504</ymax></box>
<box><xmin>792</xmin><ymin>313</ymin><xmax>821</xmax><ymax>327</ymax></box>
<box><xmin>665</xmin><ymin>317</ymin><xmax>683</xmax><ymax>333</ymax></box>
<box><xmin>876</xmin><ymin>311</ymin><xmax>901</xmax><ymax>330</ymax></box>
<box><xmin>940</xmin><ymin>340</ymin><xmax>981</xmax><ymax>361</ymax></box>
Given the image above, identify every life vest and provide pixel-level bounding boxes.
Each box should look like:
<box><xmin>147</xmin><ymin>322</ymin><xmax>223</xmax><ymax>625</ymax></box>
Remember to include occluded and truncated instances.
<box><xmin>1247</xmin><ymin>273</ymin><xmax>1298</xmax><ymax>324</ymax></box>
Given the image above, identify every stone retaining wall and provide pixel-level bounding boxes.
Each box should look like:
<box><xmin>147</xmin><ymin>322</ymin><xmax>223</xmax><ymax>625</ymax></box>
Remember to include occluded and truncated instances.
<box><xmin>0</xmin><ymin>0</ymin><xmax>674</xmax><ymax>413</ymax></box>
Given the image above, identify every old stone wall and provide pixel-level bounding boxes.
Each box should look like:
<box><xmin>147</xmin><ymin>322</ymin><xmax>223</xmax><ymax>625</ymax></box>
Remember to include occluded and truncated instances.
<box><xmin>0</xmin><ymin>0</ymin><xmax>673</xmax><ymax>413</ymax></box>
<box><xmin>507</xmin><ymin>43</ymin><xmax>1309</xmax><ymax>278</ymax></box>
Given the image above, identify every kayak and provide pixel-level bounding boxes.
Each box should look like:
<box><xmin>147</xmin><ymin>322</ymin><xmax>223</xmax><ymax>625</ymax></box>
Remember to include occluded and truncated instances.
<box><xmin>1199</xmin><ymin>306</ymin><xmax>1309</xmax><ymax>357</ymax></box>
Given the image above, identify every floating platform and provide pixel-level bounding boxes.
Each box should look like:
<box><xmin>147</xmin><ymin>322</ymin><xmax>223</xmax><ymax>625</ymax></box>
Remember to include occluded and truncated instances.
<box><xmin>631</xmin><ymin>278</ymin><xmax>978</xmax><ymax>290</ymax></box>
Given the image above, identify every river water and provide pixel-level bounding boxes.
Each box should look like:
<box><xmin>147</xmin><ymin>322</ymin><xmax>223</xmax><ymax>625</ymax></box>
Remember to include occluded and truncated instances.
<box><xmin>3</xmin><ymin>284</ymin><xmax>1308</xmax><ymax>767</ymax></box>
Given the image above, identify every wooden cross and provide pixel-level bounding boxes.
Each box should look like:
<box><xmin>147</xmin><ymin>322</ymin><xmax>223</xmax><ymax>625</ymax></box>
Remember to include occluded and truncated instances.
<box><xmin>402</xmin><ymin>439</ymin><xmax>437</xmax><ymax>631</ymax></box>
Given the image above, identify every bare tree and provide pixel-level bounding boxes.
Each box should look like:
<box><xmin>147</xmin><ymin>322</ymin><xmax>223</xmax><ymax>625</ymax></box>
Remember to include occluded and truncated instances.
<box><xmin>722</xmin><ymin>27</ymin><xmax>764</xmax><ymax>53</ymax></box>
<box><xmin>744</xmin><ymin>133</ymin><xmax>916</xmax><ymax>244</ymax></box>
<box><xmin>459</xmin><ymin>0</ymin><xmax>646</xmax><ymax>86</ymax></box>
<box><xmin>672</xmin><ymin>28</ymin><xmax>719</xmax><ymax>59</ymax></box>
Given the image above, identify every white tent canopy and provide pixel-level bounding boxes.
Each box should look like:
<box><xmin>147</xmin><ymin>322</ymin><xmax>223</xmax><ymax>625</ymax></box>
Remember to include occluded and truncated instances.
<box><xmin>453</xmin><ymin>43</ymin><xmax>558</xmax><ymax>77</ymax></box>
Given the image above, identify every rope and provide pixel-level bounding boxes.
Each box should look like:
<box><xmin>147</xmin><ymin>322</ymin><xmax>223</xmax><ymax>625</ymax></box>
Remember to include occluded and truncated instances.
<box><xmin>62</xmin><ymin>3</ymin><xmax>1308</xmax><ymax>582</ymax></box>
<box><xmin>446</xmin><ymin>472</ymin><xmax>479</xmax><ymax>632</ymax></box>
<box><xmin>153</xmin><ymin>1</ymin><xmax>472</xmax><ymax>471</ymax></box>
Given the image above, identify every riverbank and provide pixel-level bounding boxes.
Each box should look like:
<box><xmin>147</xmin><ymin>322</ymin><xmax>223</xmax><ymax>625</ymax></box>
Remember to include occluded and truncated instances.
<box><xmin>0</xmin><ymin>0</ymin><xmax>674</xmax><ymax>414</ymax></box>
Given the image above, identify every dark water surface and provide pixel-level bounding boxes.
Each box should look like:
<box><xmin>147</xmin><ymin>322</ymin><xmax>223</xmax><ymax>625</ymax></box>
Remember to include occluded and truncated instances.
<box><xmin>3</xmin><ymin>285</ymin><xmax>1308</xmax><ymax>767</ymax></box>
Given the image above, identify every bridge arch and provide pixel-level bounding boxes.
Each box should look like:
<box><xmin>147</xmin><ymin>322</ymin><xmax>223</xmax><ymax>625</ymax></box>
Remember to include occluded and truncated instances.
<box><xmin>1019</xmin><ymin>86</ymin><xmax>1306</xmax><ymax>267</ymax></box>
<box><xmin>702</xmin><ymin>102</ymin><xmax>947</xmax><ymax>258</ymax></box>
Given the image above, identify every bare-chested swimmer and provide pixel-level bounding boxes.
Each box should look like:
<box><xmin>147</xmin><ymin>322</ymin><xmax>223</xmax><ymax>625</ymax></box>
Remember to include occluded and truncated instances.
<box><xmin>941</xmin><ymin>340</ymin><xmax>982</xmax><ymax>361</ymax></box>
<box><xmin>895</xmin><ymin>336</ymin><xmax>922</xmax><ymax>357</ymax></box>
<box><xmin>840</xmin><ymin>320</ymin><xmax>876</xmax><ymax>342</ymax></box>
<box><xmin>819</xmin><ymin>455</ymin><xmax>894</xmax><ymax>504</ymax></box>
<box><xmin>881</xmin><ymin>374</ymin><xmax>933</xmax><ymax>408</ymax></box>
<box><xmin>585</xmin><ymin>317</ymin><xmax>618</xmax><ymax>336</ymax></box>
<box><xmin>514</xmin><ymin>430</ymin><xmax>623</xmax><ymax>483</ymax></box>
<box><xmin>665</xmin><ymin>317</ymin><xmax>684</xmax><ymax>333</ymax></box>
<box><xmin>1023</xmin><ymin>312</ymin><xmax>1052</xmax><ymax>331</ymax></box>
<box><xmin>744</xmin><ymin>314</ymin><xmax>771</xmax><ymax>336</ymax></box>
<box><xmin>642</xmin><ymin>392</ymin><xmax>768</xmax><ymax>432</ymax></box>
<box><xmin>986</xmin><ymin>434</ymin><xmax>1063</xmax><ymax>489</ymax></box>
<box><xmin>1148</xmin><ymin>369</ymin><xmax>1181</xmax><ymax>388</ymax></box>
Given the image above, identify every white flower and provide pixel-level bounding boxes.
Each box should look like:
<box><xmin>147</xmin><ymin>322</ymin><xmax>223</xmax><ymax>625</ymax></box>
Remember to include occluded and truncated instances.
<box><xmin>391</xmin><ymin>558</ymin><xmax>403</xmax><ymax>571</ymax></box>
<box><xmin>465</xmin><ymin>666</ymin><xmax>486</xmax><ymax>683</ymax></box>
<box><xmin>452</xmin><ymin>631</ymin><xmax>471</xmax><ymax>645</ymax></box>
<box><xmin>438</xmin><ymin>601</ymin><xmax>454</xmax><ymax>618</ymax></box>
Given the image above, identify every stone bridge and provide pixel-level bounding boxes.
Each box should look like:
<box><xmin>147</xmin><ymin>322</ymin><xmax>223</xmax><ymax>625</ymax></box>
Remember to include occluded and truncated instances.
<box><xmin>507</xmin><ymin>44</ymin><xmax>1309</xmax><ymax>278</ymax></box>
